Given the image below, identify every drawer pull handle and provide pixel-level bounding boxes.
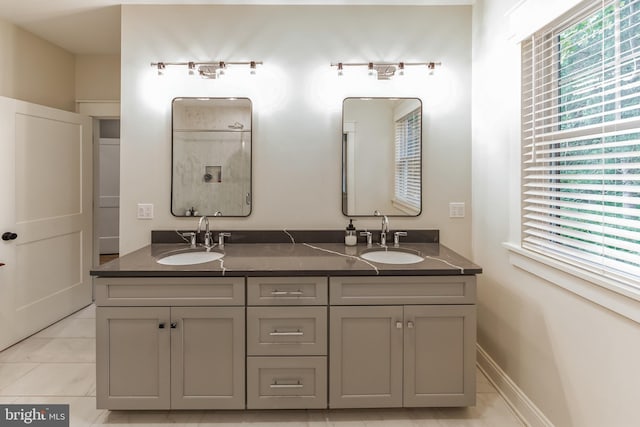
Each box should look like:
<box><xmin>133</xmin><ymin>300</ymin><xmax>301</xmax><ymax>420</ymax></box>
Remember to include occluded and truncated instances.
<box><xmin>270</xmin><ymin>290</ymin><xmax>304</xmax><ymax>296</ymax></box>
<box><xmin>269</xmin><ymin>329</ymin><xmax>304</xmax><ymax>336</ymax></box>
<box><xmin>270</xmin><ymin>381</ymin><xmax>303</xmax><ymax>389</ymax></box>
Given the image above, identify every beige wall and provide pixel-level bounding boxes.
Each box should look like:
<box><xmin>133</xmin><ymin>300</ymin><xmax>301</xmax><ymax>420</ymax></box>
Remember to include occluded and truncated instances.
<box><xmin>76</xmin><ymin>54</ymin><xmax>120</xmax><ymax>101</ymax></box>
<box><xmin>120</xmin><ymin>5</ymin><xmax>473</xmax><ymax>256</ymax></box>
<box><xmin>0</xmin><ymin>18</ymin><xmax>75</xmax><ymax>112</ymax></box>
<box><xmin>472</xmin><ymin>0</ymin><xmax>640</xmax><ymax>425</ymax></box>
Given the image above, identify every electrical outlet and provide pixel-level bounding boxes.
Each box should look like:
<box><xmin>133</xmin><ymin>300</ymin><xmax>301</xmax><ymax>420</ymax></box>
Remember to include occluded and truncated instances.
<box><xmin>449</xmin><ymin>202</ymin><xmax>465</xmax><ymax>218</ymax></box>
<box><xmin>137</xmin><ymin>203</ymin><xmax>154</xmax><ymax>219</ymax></box>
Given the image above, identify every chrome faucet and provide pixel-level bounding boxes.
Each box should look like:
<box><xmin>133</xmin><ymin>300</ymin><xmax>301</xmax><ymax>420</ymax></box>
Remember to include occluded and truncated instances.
<box><xmin>197</xmin><ymin>216</ymin><xmax>213</xmax><ymax>248</ymax></box>
<box><xmin>374</xmin><ymin>210</ymin><xmax>389</xmax><ymax>246</ymax></box>
<box><xmin>393</xmin><ymin>231</ymin><xmax>407</xmax><ymax>247</ymax></box>
<box><xmin>181</xmin><ymin>232</ymin><xmax>197</xmax><ymax>248</ymax></box>
<box><xmin>360</xmin><ymin>230</ymin><xmax>373</xmax><ymax>247</ymax></box>
<box><xmin>218</xmin><ymin>232</ymin><xmax>231</xmax><ymax>249</ymax></box>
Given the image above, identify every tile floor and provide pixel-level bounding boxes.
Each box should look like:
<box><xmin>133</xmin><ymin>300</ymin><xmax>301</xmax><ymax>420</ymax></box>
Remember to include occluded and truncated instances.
<box><xmin>0</xmin><ymin>304</ymin><xmax>525</xmax><ymax>426</ymax></box>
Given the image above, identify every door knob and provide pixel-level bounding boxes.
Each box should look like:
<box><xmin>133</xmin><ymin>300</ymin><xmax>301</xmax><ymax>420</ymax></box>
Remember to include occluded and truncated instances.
<box><xmin>2</xmin><ymin>232</ymin><xmax>17</xmax><ymax>241</ymax></box>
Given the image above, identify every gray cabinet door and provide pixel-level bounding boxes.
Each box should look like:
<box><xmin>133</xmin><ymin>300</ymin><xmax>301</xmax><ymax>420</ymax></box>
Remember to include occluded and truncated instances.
<box><xmin>170</xmin><ymin>307</ymin><xmax>245</xmax><ymax>409</ymax></box>
<box><xmin>403</xmin><ymin>305</ymin><xmax>476</xmax><ymax>407</ymax></box>
<box><xmin>96</xmin><ymin>307</ymin><xmax>171</xmax><ymax>409</ymax></box>
<box><xmin>329</xmin><ymin>306</ymin><xmax>403</xmax><ymax>408</ymax></box>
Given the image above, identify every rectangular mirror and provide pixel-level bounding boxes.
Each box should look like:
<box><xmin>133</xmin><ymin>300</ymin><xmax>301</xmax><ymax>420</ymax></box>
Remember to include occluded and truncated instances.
<box><xmin>172</xmin><ymin>97</ymin><xmax>252</xmax><ymax>217</ymax></box>
<box><xmin>342</xmin><ymin>97</ymin><xmax>422</xmax><ymax>217</ymax></box>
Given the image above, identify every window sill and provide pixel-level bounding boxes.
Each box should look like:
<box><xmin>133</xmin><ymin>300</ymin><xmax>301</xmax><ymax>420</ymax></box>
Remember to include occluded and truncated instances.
<box><xmin>391</xmin><ymin>199</ymin><xmax>420</xmax><ymax>216</ymax></box>
<box><xmin>503</xmin><ymin>242</ymin><xmax>640</xmax><ymax>324</ymax></box>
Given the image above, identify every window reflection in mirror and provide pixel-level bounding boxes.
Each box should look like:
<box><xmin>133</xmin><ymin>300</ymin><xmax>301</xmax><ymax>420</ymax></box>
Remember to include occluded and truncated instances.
<box><xmin>342</xmin><ymin>97</ymin><xmax>422</xmax><ymax>217</ymax></box>
<box><xmin>172</xmin><ymin>97</ymin><xmax>252</xmax><ymax>217</ymax></box>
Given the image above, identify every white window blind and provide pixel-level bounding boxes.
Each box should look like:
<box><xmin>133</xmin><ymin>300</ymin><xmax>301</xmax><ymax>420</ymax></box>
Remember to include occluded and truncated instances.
<box><xmin>521</xmin><ymin>0</ymin><xmax>640</xmax><ymax>285</ymax></box>
<box><xmin>394</xmin><ymin>108</ymin><xmax>422</xmax><ymax>212</ymax></box>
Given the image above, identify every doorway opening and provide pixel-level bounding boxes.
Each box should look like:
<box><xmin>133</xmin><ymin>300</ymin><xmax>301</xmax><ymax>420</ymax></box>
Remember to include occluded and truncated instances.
<box><xmin>96</xmin><ymin>119</ymin><xmax>120</xmax><ymax>265</ymax></box>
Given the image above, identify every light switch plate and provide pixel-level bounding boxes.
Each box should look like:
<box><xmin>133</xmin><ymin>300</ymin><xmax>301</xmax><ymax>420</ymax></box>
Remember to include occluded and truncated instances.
<box><xmin>137</xmin><ymin>203</ymin><xmax>154</xmax><ymax>219</ymax></box>
<box><xmin>449</xmin><ymin>202</ymin><xmax>465</xmax><ymax>218</ymax></box>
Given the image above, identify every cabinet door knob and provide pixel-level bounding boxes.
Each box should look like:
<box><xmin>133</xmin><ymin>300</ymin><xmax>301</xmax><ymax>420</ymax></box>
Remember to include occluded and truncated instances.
<box><xmin>158</xmin><ymin>322</ymin><xmax>166</xmax><ymax>329</ymax></box>
<box><xmin>170</xmin><ymin>322</ymin><xmax>177</xmax><ymax>329</ymax></box>
<box><xmin>395</xmin><ymin>321</ymin><xmax>403</xmax><ymax>329</ymax></box>
<box><xmin>407</xmin><ymin>321</ymin><xmax>414</xmax><ymax>329</ymax></box>
<box><xmin>2</xmin><ymin>232</ymin><xmax>17</xmax><ymax>241</ymax></box>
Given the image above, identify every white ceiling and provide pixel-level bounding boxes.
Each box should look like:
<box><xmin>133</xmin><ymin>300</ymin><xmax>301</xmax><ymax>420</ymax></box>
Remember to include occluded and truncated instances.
<box><xmin>0</xmin><ymin>0</ymin><xmax>473</xmax><ymax>55</ymax></box>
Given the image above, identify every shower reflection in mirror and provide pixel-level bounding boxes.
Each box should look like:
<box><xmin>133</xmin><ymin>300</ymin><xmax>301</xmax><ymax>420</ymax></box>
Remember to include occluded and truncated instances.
<box><xmin>342</xmin><ymin>97</ymin><xmax>422</xmax><ymax>217</ymax></box>
<box><xmin>172</xmin><ymin>97</ymin><xmax>252</xmax><ymax>217</ymax></box>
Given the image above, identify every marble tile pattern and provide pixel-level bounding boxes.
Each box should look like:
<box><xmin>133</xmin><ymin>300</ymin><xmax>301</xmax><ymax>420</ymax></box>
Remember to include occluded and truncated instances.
<box><xmin>0</xmin><ymin>304</ymin><xmax>525</xmax><ymax>426</ymax></box>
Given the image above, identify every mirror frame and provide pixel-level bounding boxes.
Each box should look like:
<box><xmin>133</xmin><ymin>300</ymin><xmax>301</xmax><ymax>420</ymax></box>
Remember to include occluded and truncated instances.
<box><xmin>341</xmin><ymin>97</ymin><xmax>423</xmax><ymax>217</ymax></box>
<box><xmin>171</xmin><ymin>97</ymin><xmax>253</xmax><ymax>217</ymax></box>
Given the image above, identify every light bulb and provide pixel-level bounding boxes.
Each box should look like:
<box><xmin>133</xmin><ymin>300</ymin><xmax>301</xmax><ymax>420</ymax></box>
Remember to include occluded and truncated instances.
<box><xmin>427</xmin><ymin>62</ymin><xmax>436</xmax><ymax>76</ymax></box>
<box><xmin>397</xmin><ymin>62</ymin><xmax>405</xmax><ymax>77</ymax></box>
<box><xmin>368</xmin><ymin>63</ymin><xmax>377</xmax><ymax>79</ymax></box>
<box><xmin>217</xmin><ymin>61</ymin><xmax>226</xmax><ymax>78</ymax></box>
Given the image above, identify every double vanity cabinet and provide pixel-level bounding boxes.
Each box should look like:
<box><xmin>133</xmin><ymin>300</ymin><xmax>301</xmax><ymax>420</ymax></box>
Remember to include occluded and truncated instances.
<box><xmin>94</xmin><ymin>271</ymin><xmax>477</xmax><ymax>411</ymax></box>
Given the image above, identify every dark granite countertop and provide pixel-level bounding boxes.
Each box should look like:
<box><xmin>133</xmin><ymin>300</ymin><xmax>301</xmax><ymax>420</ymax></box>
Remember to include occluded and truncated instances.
<box><xmin>91</xmin><ymin>230</ymin><xmax>482</xmax><ymax>277</ymax></box>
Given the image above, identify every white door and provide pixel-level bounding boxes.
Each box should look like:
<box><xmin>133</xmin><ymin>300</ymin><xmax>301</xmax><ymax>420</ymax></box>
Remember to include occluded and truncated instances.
<box><xmin>0</xmin><ymin>96</ymin><xmax>92</xmax><ymax>351</ymax></box>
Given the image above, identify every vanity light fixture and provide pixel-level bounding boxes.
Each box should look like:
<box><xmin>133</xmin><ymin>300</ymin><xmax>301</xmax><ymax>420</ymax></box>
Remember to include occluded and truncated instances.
<box><xmin>331</xmin><ymin>61</ymin><xmax>441</xmax><ymax>80</ymax></box>
<box><xmin>151</xmin><ymin>60</ymin><xmax>263</xmax><ymax>79</ymax></box>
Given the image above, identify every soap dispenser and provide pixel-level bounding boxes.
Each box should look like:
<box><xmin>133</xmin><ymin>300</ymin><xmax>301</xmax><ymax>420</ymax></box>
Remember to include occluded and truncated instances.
<box><xmin>345</xmin><ymin>219</ymin><xmax>357</xmax><ymax>246</ymax></box>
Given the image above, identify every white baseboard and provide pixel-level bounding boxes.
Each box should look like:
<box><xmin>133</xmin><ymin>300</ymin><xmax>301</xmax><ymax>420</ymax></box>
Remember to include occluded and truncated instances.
<box><xmin>477</xmin><ymin>344</ymin><xmax>555</xmax><ymax>427</ymax></box>
<box><xmin>99</xmin><ymin>236</ymin><xmax>119</xmax><ymax>254</ymax></box>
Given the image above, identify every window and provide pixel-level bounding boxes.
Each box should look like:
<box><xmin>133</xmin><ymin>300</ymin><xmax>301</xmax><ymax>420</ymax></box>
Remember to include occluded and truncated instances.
<box><xmin>521</xmin><ymin>0</ymin><xmax>640</xmax><ymax>286</ymax></box>
<box><xmin>394</xmin><ymin>108</ymin><xmax>421</xmax><ymax>213</ymax></box>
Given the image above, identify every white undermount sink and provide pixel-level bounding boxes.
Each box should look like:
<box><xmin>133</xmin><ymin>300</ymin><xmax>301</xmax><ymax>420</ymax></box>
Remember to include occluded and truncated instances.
<box><xmin>156</xmin><ymin>250</ymin><xmax>224</xmax><ymax>266</ymax></box>
<box><xmin>360</xmin><ymin>248</ymin><xmax>424</xmax><ymax>265</ymax></box>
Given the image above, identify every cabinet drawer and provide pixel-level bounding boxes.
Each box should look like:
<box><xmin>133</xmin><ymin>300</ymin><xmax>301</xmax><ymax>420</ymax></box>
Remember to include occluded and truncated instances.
<box><xmin>95</xmin><ymin>277</ymin><xmax>245</xmax><ymax>306</ymax></box>
<box><xmin>247</xmin><ymin>277</ymin><xmax>327</xmax><ymax>306</ymax></box>
<box><xmin>330</xmin><ymin>276</ymin><xmax>476</xmax><ymax>305</ymax></box>
<box><xmin>247</xmin><ymin>356</ymin><xmax>327</xmax><ymax>409</ymax></box>
<box><xmin>247</xmin><ymin>307</ymin><xmax>327</xmax><ymax>356</ymax></box>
